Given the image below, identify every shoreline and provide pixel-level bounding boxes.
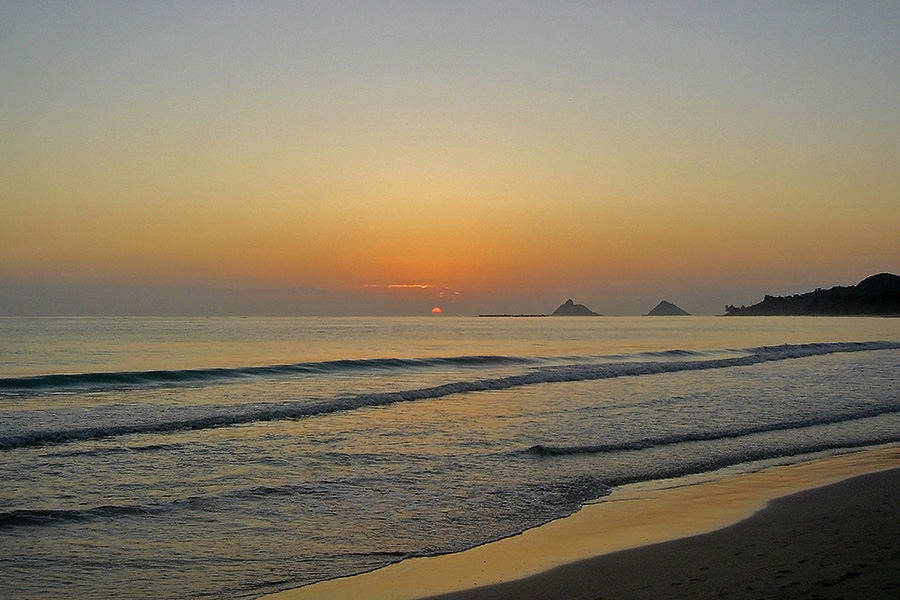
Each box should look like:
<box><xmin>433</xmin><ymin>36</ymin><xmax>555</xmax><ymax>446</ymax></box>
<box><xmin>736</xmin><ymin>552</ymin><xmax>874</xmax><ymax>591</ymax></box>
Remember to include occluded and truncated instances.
<box><xmin>426</xmin><ymin>464</ymin><xmax>900</xmax><ymax>600</ymax></box>
<box><xmin>260</xmin><ymin>445</ymin><xmax>900</xmax><ymax>600</ymax></box>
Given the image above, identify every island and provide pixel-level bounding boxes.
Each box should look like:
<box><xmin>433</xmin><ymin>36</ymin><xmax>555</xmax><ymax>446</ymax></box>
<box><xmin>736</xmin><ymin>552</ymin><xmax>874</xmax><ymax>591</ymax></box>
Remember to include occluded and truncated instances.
<box><xmin>725</xmin><ymin>273</ymin><xmax>900</xmax><ymax>316</ymax></box>
<box><xmin>551</xmin><ymin>299</ymin><xmax>601</xmax><ymax>316</ymax></box>
<box><xmin>646</xmin><ymin>300</ymin><xmax>690</xmax><ymax>316</ymax></box>
<box><xmin>478</xmin><ymin>314</ymin><xmax>548</xmax><ymax>318</ymax></box>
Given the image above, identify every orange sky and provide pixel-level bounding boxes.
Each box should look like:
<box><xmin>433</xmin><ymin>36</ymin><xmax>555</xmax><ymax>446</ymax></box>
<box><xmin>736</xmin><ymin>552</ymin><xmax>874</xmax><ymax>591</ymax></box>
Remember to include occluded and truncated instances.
<box><xmin>2</xmin><ymin>3</ymin><xmax>898</xmax><ymax>315</ymax></box>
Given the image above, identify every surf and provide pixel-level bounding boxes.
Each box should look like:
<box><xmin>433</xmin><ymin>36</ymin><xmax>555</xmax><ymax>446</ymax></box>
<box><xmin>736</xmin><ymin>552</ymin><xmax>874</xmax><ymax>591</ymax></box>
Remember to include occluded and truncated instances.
<box><xmin>2</xmin><ymin>341</ymin><xmax>897</xmax><ymax>451</ymax></box>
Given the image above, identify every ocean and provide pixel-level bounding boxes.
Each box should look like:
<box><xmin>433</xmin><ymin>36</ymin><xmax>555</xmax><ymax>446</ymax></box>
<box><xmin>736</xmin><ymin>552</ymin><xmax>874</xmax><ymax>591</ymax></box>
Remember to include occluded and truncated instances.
<box><xmin>1</xmin><ymin>316</ymin><xmax>899</xmax><ymax>599</ymax></box>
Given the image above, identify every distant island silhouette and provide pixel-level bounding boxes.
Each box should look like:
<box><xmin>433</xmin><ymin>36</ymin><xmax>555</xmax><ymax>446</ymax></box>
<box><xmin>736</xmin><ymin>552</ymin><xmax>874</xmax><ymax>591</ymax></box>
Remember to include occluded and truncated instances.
<box><xmin>646</xmin><ymin>300</ymin><xmax>690</xmax><ymax>316</ymax></box>
<box><xmin>551</xmin><ymin>299</ymin><xmax>601</xmax><ymax>316</ymax></box>
<box><xmin>725</xmin><ymin>273</ymin><xmax>900</xmax><ymax>316</ymax></box>
<box><xmin>478</xmin><ymin>313</ymin><xmax>547</xmax><ymax>318</ymax></box>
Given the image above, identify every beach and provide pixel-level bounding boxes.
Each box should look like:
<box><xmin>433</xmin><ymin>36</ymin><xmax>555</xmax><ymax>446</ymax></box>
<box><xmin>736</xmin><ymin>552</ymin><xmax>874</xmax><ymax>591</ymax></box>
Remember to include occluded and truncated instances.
<box><xmin>262</xmin><ymin>446</ymin><xmax>900</xmax><ymax>600</ymax></box>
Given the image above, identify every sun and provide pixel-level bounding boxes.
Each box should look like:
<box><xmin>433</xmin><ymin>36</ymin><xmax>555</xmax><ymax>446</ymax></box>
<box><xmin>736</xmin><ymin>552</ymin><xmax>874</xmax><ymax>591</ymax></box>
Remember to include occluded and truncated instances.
<box><xmin>431</xmin><ymin>307</ymin><xmax>442</xmax><ymax>315</ymax></box>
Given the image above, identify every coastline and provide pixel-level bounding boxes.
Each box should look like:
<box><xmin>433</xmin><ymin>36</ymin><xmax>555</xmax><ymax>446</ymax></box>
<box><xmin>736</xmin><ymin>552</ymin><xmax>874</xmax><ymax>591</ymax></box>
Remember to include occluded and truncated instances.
<box><xmin>260</xmin><ymin>445</ymin><xmax>900</xmax><ymax>600</ymax></box>
<box><xmin>426</xmin><ymin>464</ymin><xmax>900</xmax><ymax>600</ymax></box>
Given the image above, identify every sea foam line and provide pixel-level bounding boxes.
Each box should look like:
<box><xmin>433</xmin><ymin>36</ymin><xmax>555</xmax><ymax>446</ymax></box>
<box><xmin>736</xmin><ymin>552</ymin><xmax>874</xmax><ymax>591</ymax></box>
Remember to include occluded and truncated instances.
<box><xmin>1</xmin><ymin>341</ymin><xmax>897</xmax><ymax>450</ymax></box>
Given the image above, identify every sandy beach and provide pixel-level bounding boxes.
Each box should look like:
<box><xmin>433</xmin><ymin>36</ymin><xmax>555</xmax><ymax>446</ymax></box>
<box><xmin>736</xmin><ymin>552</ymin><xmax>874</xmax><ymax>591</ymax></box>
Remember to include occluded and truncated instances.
<box><xmin>426</xmin><ymin>463</ymin><xmax>900</xmax><ymax>600</ymax></box>
<box><xmin>261</xmin><ymin>446</ymin><xmax>900</xmax><ymax>600</ymax></box>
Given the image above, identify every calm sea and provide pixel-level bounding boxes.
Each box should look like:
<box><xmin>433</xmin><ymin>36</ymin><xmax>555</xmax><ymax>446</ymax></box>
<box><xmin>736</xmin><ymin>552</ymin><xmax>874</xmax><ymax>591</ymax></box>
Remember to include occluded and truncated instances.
<box><xmin>1</xmin><ymin>316</ymin><xmax>899</xmax><ymax>599</ymax></box>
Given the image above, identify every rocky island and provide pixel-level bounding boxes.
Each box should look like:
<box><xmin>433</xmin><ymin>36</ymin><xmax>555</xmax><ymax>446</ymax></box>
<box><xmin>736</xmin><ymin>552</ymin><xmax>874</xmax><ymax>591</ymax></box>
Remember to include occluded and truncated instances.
<box><xmin>725</xmin><ymin>273</ymin><xmax>900</xmax><ymax>316</ymax></box>
<box><xmin>646</xmin><ymin>301</ymin><xmax>690</xmax><ymax>316</ymax></box>
<box><xmin>551</xmin><ymin>299</ymin><xmax>601</xmax><ymax>316</ymax></box>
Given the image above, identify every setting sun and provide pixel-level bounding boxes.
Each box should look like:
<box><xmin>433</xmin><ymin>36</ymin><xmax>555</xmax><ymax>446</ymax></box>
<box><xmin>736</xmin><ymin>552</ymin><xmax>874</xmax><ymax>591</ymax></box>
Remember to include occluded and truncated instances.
<box><xmin>2</xmin><ymin>4</ymin><xmax>899</xmax><ymax>598</ymax></box>
<box><xmin>2</xmin><ymin>2</ymin><xmax>897</xmax><ymax>320</ymax></box>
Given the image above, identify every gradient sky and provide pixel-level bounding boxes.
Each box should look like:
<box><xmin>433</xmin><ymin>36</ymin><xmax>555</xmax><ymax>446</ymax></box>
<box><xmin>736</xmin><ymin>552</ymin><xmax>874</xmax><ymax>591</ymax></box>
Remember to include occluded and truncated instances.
<box><xmin>2</xmin><ymin>1</ymin><xmax>899</xmax><ymax>315</ymax></box>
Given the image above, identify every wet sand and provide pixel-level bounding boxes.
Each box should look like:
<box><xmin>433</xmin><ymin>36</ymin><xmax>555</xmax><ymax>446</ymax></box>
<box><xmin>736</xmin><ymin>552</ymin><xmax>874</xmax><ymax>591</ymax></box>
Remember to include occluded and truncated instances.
<box><xmin>425</xmin><ymin>466</ymin><xmax>900</xmax><ymax>600</ymax></box>
<box><xmin>260</xmin><ymin>446</ymin><xmax>900</xmax><ymax>600</ymax></box>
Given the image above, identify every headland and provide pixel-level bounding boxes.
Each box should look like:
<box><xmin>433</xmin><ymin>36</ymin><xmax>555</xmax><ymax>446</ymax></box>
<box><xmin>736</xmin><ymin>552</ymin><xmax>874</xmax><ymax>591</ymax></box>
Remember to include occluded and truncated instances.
<box><xmin>725</xmin><ymin>273</ymin><xmax>900</xmax><ymax>316</ymax></box>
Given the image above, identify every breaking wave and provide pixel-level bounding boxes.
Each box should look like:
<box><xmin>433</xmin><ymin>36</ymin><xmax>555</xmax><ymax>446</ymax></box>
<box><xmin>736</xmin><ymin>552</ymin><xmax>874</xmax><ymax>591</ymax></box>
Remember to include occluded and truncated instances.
<box><xmin>2</xmin><ymin>341</ymin><xmax>897</xmax><ymax>451</ymax></box>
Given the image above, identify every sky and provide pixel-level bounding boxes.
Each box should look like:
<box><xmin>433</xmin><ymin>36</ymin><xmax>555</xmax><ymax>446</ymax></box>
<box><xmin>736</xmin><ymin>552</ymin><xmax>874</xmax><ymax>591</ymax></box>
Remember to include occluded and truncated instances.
<box><xmin>2</xmin><ymin>1</ymin><xmax>899</xmax><ymax>316</ymax></box>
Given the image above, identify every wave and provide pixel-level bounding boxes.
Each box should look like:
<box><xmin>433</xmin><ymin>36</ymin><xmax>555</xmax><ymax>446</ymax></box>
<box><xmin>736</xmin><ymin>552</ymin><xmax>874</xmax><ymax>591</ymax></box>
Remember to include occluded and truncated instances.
<box><xmin>557</xmin><ymin>437</ymin><xmax>900</xmax><ymax>490</ymax></box>
<box><xmin>0</xmin><ymin>355</ymin><xmax>539</xmax><ymax>396</ymax></box>
<box><xmin>0</xmin><ymin>504</ymin><xmax>163</xmax><ymax>528</ymax></box>
<box><xmin>0</xmin><ymin>482</ymin><xmax>344</xmax><ymax>529</ymax></box>
<box><xmin>43</xmin><ymin>442</ymin><xmax>192</xmax><ymax>459</ymax></box>
<box><xmin>1</xmin><ymin>342</ymin><xmax>891</xmax><ymax>398</ymax></box>
<box><xmin>524</xmin><ymin>403</ymin><xmax>900</xmax><ymax>458</ymax></box>
<box><xmin>2</xmin><ymin>341</ymin><xmax>898</xmax><ymax>451</ymax></box>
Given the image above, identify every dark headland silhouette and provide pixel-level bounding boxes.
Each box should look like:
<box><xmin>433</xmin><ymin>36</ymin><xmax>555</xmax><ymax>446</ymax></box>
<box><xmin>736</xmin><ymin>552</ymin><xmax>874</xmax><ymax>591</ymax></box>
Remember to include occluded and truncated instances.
<box><xmin>646</xmin><ymin>300</ymin><xmax>690</xmax><ymax>316</ymax></box>
<box><xmin>551</xmin><ymin>299</ymin><xmax>601</xmax><ymax>316</ymax></box>
<box><xmin>725</xmin><ymin>273</ymin><xmax>900</xmax><ymax>316</ymax></box>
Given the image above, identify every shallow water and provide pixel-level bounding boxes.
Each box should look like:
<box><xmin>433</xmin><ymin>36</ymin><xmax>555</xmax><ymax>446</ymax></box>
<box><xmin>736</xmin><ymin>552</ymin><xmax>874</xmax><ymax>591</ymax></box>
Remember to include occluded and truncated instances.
<box><xmin>1</xmin><ymin>316</ymin><xmax>898</xmax><ymax>599</ymax></box>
